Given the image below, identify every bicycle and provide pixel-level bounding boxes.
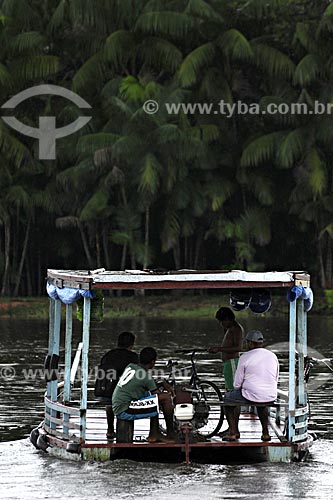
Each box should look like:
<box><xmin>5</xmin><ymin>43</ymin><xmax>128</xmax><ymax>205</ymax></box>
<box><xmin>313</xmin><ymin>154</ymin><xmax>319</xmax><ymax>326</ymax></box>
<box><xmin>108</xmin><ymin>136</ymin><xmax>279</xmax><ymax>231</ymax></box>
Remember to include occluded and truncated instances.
<box><xmin>159</xmin><ymin>349</ymin><xmax>224</xmax><ymax>439</ymax></box>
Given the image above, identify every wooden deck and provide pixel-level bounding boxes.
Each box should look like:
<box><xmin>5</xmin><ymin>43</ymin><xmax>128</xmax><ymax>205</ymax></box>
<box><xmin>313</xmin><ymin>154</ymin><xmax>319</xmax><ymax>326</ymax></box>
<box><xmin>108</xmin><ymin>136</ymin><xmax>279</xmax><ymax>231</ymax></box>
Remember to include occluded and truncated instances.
<box><xmin>45</xmin><ymin>408</ymin><xmax>305</xmax><ymax>464</ymax></box>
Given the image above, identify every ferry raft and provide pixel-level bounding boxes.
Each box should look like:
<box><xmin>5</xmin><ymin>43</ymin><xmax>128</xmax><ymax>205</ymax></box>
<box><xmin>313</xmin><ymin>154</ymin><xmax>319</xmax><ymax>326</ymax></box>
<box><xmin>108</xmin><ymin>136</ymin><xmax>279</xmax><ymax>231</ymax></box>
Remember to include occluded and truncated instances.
<box><xmin>31</xmin><ymin>269</ymin><xmax>314</xmax><ymax>464</ymax></box>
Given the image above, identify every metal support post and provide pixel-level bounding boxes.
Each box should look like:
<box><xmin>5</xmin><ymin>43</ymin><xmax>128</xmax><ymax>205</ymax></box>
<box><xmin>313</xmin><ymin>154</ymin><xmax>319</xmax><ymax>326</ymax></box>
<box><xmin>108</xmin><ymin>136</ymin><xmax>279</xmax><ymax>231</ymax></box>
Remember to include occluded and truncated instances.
<box><xmin>64</xmin><ymin>304</ymin><xmax>73</xmax><ymax>403</ymax></box>
<box><xmin>297</xmin><ymin>299</ymin><xmax>307</xmax><ymax>406</ymax></box>
<box><xmin>63</xmin><ymin>304</ymin><xmax>73</xmax><ymax>435</ymax></box>
<box><xmin>288</xmin><ymin>300</ymin><xmax>296</xmax><ymax>441</ymax></box>
<box><xmin>50</xmin><ymin>299</ymin><xmax>61</xmax><ymax>430</ymax></box>
<box><xmin>80</xmin><ymin>296</ymin><xmax>91</xmax><ymax>442</ymax></box>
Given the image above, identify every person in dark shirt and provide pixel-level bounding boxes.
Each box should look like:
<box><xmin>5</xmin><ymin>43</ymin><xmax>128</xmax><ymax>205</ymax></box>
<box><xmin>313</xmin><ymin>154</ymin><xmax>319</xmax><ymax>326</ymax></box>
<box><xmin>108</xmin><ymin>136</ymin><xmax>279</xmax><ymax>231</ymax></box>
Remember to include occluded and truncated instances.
<box><xmin>95</xmin><ymin>331</ymin><xmax>138</xmax><ymax>440</ymax></box>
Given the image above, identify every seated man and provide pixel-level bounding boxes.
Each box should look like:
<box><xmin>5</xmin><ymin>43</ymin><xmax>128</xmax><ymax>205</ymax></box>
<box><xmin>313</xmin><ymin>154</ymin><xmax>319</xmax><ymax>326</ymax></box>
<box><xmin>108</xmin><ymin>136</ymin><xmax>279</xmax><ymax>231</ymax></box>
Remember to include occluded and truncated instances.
<box><xmin>222</xmin><ymin>330</ymin><xmax>279</xmax><ymax>442</ymax></box>
<box><xmin>112</xmin><ymin>347</ymin><xmax>176</xmax><ymax>443</ymax></box>
<box><xmin>94</xmin><ymin>331</ymin><xmax>138</xmax><ymax>440</ymax></box>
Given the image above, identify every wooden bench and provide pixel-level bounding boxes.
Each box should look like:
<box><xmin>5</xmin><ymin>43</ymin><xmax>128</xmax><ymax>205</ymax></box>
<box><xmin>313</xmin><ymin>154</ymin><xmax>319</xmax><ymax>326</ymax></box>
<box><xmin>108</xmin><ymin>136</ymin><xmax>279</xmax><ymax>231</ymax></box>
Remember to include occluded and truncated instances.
<box><xmin>116</xmin><ymin>418</ymin><xmax>134</xmax><ymax>443</ymax></box>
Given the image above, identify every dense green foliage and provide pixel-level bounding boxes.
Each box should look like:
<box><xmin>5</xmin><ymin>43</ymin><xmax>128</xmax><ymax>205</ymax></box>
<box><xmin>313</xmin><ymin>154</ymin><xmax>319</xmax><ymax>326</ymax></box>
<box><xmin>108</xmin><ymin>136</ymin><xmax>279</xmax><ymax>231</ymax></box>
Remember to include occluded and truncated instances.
<box><xmin>0</xmin><ymin>0</ymin><xmax>333</xmax><ymax>295</ymax></box>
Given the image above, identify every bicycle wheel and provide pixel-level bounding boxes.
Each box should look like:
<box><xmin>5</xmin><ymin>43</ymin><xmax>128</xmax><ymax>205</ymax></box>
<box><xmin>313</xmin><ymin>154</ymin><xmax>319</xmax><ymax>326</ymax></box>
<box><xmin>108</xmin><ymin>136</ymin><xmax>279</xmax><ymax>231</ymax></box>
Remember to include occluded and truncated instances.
<box><xmin>194</xmin><ymin>380</ymin><xmax>224</xmax><ymax>438</ymax></box>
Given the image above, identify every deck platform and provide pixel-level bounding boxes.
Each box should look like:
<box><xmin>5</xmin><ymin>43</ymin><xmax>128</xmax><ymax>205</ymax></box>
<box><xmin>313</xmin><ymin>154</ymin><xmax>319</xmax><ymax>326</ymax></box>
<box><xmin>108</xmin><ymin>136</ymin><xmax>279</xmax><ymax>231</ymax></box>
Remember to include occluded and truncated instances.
<box><xmin>45</xmin><ymin>408</ymin><xmax>307</xmax><ymax>464</ymax></box>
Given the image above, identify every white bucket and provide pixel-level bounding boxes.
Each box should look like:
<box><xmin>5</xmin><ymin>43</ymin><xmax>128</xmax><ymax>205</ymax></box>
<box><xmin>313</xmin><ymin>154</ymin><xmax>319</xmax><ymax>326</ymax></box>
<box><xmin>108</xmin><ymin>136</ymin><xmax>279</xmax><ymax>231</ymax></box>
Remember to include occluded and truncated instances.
<box><xmin>174</xmin><ymin>403</ymin><xmax>195</xmax><ymax>421</ymax></box>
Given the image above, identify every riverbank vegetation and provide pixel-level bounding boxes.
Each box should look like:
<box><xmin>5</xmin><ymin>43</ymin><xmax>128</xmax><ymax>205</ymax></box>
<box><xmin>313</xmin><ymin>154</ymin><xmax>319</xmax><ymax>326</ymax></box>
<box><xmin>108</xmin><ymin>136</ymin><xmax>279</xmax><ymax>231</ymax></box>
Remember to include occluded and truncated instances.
<box><xmin>0</xmin><ymin>294</ymin><xmax>287</xmax><ymax>319</ymax></box>
<box><xmin>0</xmin><ymin>291</ymin><xmax>330</xmax><ymax>320</ymax></box>
<box><xmin>1</xmin><ymin>1</ymin><xmax>333</xmax><ymax>296</ymax></box>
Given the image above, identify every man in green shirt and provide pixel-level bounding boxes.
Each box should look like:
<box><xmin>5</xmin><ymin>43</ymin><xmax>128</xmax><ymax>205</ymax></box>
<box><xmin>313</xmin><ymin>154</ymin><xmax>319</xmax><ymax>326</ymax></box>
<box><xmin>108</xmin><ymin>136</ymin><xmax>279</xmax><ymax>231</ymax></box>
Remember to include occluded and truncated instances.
<box><xmin>112</xmin><ymin>347</ymin><xmax>176</xmax><ymax>443</ymax></box>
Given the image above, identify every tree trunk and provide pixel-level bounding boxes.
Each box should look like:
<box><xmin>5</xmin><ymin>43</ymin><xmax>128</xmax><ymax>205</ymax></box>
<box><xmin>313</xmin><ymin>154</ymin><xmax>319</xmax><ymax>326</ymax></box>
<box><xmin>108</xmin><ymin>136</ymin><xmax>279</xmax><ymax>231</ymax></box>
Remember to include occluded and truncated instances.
<box><xmin>121</xmin><ymin>242</ymin><xmax>127</xmax><ymax>270</ymax></box>
<box><xmin>26</xmin><ymin>250</ymin><xmax>33</xmax><ymax>296</ymax></box>
<box><xmin>172</xmin><ymin>242</ymin><xmax>181</xmax><ymax>270</ymax></box>
<box><xmin>318</xmin><ymin>236</ymin><xmax>326</xmax><ymax>289</ymax></box>
<box><xmin>144</xmin><ymin>206</ymin><xmax>150</xmax><ymax>269</ymax></box>
<box><xmin>194</xmin><ymin>230</ymin><xmax>203</xmax><ymax>269</ymax></box>
<box><xmin>78</xmin><ymin>221</ymin><xmax>94</xmax><ymax>268</ymax></box>
<box><xmin>96</xmin><ymin>230</ymin><xmax>101</xmax><ymax>268</ymax></box>
<box><xmin>13</xmin><ymin>216</ymin><xmax>31</xmax><ymax>296</ymax></box>
<box><xmin>130</xmin><ymin>247</ymin><xmax>136</xmax><ymax>270</ymax></box>
<box><xmin>102</xmin><ymin>227</ymin><xmax>111</xmax><ymax>270</ymax></box>
<box><xmin>1</xmin><ymin>219</ymin><xmax>11</xmax><ymax>296</ymax></box>
<box><xmin>184</xmin><ymin>237</ymin><xmax>188</xmax><ymax>268</ymax></box>
<box><xmin>325</xmin><ymin>236</ymin><xmax>332</xmax><ymax>289</ymax></box>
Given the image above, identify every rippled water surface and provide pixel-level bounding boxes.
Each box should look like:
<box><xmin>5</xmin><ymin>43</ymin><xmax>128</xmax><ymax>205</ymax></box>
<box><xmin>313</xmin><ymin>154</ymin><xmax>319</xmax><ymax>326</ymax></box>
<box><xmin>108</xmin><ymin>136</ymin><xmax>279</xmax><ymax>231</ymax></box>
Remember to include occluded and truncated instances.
<box><xmin>0</xmin><ymin>314</ymin><xmax>333</xmax><ymax>499</ymax></box>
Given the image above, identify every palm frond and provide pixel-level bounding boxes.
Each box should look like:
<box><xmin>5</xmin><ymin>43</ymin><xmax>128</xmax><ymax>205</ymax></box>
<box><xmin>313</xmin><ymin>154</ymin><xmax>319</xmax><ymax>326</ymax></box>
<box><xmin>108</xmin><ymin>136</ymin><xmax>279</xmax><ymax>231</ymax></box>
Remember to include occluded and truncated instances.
<box><xmin>140</xmin><ymin>37</ymin><xmax>182</xmax><ymax>74</ymax></box>
<box><xmin>48</xmin><ymin>0</ymin><xmax>67</xmax><ymax>32</ymax></box>
<box><xmin>240</xmin><ymin>207</ymin><xmax>271</xmax><ymax>246</ymax></box>
<box><xmin>104</xmin><ymin>30</ymin><xmax>136</xmax><ymax>69</ymax></box>
<box><xmin>218</xmin><ymin>29</ymin><xmax>253</xmax><ymax>61</ymax></box>
<box><xmin>0</xmin><ymin>62</ymin><xmax>11</xmax><ymax>86</ymax></box>
<box><xmin>101</xmin><ymin>77</ymin><xmax>123</xmax><ymax>98</ymax></box>
<box><xmin>6</xmin><ymin>185</ymin><xmax>31</xmax><ymax>209</ymax></box>
<box><xmin>293</xmin><ymin>22</ymin><xmax>312</xmax><ymax>51</ymax></box>
<box><xmin>259</xmin><ymin>96</ymin><xmax>294</xmax><ymax>127</ymax></box>
<box><xmin>248</xmin><ymin>174</ymin><xmax>274</xmax><ymax>205</ymax></box>
<box><xmin>253</xmin><ymin>44</ymin><xmax>295</xmax><ymax>79</ymax></box>
<box><xmin>179</xmin><ymin>42</ymin><xmax>215</xmax><ymax>87</ymax></box>
<box><xmin>57</xmin><ymin>159</ymin><xmax>96</xmax><ymax>188</ymax></box>
<box><xmin>190</xmin><ymin>124</ymin><xmax>220</xmax><ymax>143</ymax></box>
<box><xmin>153</xmin><ymin>124</ymin><xmax>183</xmax><ymax>144</ymax></box>
<box><xmin>67</xmin><ymin>0</ymin><xmax>109</xmax><ymax>31</ymax></box>
<box><xmin>77</xmin><ymin>133</ymin><xmax>120</xmax><ymax>156</ymax></box>
<box><xmin>0</xmin><ymin>125</ymin><xmax>31</xmax><ymax>167</ymax></box>
<box><xmin>103</xmin><ymin>96</ymin><xmax>133</xmax><ymax>126</ymax></box>
<box><xmin>135</xmin><ymin>11</ymin><xmax>195</xmax><ymax>38</ymax></box>
<box><xmin>73</xmin><ymin>52</ymin><xmax>104</xmax><ymax>93</ymax></box>
<box><xmin>241</xmin><ymin>131</ymin><xmax>285</xmax><ymax>167</ymax></box>
<box><xmin>143</xmin><ymin>81</ymin><xmax>162</xmax><ymax>100</ymax></box>
<box><xmin>11</xmin><ymin>55</ymin><xmax>60</xmax><ymax>79</ymax></box>
<box><xmin>143</xmin><ymin>0</ymin><xmax>166</xmax><ymax>12</ymax></box>
<box><xmin>294</xmin><ymin>54</ymin><xmax>321</xmax><ymax>87</ymax></box>
<box><xmin>276</xmin><ymin>128</ymin><xmax>306</xmax><ymax>168</ymax></box>
<box><xmin>306</xmin><ymin>148</ymin><xmax>327</xmax><ymax>198</ymax></box>
<box><xmin>185</xmin><ymin>0</ymin><xmax>223</xmax><ymax>22</ymax></box>
<box><xmin>319</xmin><ymin>223</ymin><xmax>333</xmax><ymax>241</ymax></box>
<box><xmin>120</xmin><ymin>75</ymin><xmax>145</xmax><ymax>103</ymax></box>
<box><xmin>320</xmin><ymin>3</ymin><xmax>333</xmax><ymax>33</ymax></box>
<box><xmin>1</xmin><ymin>0</ymin><xmax>40</xmax><ymax>28</ymax></box>
<box><xmin>161</xmin><ymin>209</ymin><xmax>180</xmax><ymax>252</ymax></box>
<box><xmin>104</xmin><ymin>166</ymin><xmax>125</xmax><ymax>187</ymax></box>
<box><xmin>205</xmin><ymin>180</ymin><xmax>233</xmax><ymax>211</ymax></box>
<box><xmin>80</xmin><ymin>190</ymin><xmax>109</xmax><ymax>221</ymax></box>
<box><xmin>138</xmin><ymin>153</ymin><xmax>162</xmax><ymax>194</ymax></box>
<box><xmin>200</xmin><ymin>69</ymin><xmax>233</xmax><ymax>103</ymax></box>
<box><xmin>9</xmin><ymin>31</ymin><xmax>45</xmax><ymax>54</ymax></box>
<box><xmin>315</xmin><ymin>117</ymin><xmax>333</xmax><ymax>150</ymax></box>
<box><xmin>112</xmin><ymin>135</ymin><xmax>143</xmax><ymax>162</ymax></box>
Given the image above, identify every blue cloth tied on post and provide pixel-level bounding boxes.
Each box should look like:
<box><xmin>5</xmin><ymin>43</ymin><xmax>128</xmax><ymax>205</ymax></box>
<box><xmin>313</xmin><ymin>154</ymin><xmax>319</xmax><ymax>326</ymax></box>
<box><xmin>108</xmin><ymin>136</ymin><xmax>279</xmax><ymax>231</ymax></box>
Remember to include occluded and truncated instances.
<box><xmin>286</xmin><ymin>285</ymin><xmax>313</xmax><ymax>312</ymax></box>
<box><xmin>46</xmin><ymin>282</ymin><xmax>95</xmax><ymax>304</ymax></box>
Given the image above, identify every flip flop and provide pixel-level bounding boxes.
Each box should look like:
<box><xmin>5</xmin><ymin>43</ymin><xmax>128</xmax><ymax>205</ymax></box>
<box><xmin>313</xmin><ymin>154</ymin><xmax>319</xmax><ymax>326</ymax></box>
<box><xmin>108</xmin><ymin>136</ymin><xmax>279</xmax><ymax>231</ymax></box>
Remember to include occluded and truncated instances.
<box><xmin>222</xmin><ymin>435</ymin><xmax>238</xmax><ymax>442</ymax></box>
<box><xmin>261</xmin><ymin>435</ymin><xmax>271</xmax><ymax>442</ymax></box>
<box><xmin>219</xmin><ymin>431</ymin><xmax>240</xmax><ymax>439</ymax></box>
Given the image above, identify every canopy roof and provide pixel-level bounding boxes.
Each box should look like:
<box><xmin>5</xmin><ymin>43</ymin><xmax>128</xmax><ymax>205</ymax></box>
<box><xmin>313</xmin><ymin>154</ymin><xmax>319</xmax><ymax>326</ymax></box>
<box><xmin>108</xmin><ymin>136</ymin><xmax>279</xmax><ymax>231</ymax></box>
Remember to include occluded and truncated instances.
<box><xmin>47</xmin><ymin>269</ymin><xmax>310</xmax><ymax>291</ymax></box>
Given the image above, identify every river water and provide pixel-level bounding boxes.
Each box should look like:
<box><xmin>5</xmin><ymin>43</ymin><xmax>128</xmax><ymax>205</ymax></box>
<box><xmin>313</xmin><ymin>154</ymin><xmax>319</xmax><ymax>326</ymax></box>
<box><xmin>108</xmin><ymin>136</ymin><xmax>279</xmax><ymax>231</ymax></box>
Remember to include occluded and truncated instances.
<box><xmin>0</xmin><ymin>314</ymin><xmax>333</xmax><ymax>499</ymax></box>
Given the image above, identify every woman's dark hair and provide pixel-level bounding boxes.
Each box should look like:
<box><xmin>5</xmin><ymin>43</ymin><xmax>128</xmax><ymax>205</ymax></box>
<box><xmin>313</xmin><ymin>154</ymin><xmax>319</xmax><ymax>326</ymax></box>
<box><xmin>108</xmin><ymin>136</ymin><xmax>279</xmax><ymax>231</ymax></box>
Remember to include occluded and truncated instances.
<box><xmin>139</xmin><ymin>347</ymin><xmax>157</xmax><ymax>365</ymax></box>
<box><xmin>117</xmin><ymin>331</ymin><xmax>135</xmax><ymax>348</ymax></box>
<box><xmin>215</xmin><ymin>307</ymin><xmax>235</xmax><ymax>321</ymax></box>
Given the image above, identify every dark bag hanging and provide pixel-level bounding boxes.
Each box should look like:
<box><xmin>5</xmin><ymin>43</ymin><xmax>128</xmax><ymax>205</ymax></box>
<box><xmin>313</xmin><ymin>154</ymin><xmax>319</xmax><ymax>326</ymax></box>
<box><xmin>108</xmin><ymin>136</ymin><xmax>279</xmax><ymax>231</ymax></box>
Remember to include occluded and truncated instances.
<box><xmin>94</xmin><ymin>367</ymin><xmax>116</xmax><ymax>398</ymax></box>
